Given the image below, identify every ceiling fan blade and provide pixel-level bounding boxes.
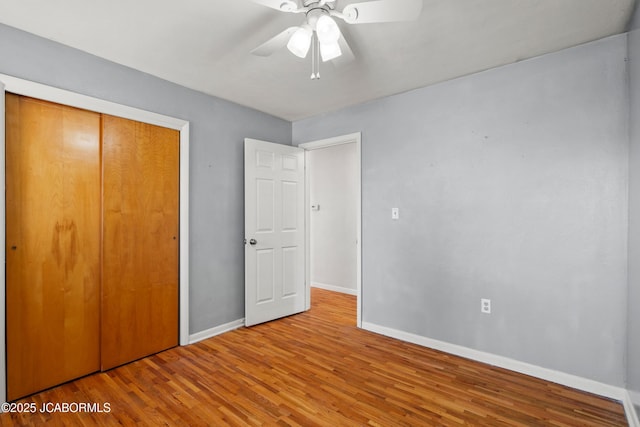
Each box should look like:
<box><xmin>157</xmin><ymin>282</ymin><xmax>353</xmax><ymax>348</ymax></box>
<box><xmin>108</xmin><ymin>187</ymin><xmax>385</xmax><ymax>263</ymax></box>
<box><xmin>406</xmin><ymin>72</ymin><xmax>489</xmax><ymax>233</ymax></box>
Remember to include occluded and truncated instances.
<box><xmin>251</xmin><ymin>27</ymin><xmax>299</xmax><ymax>57</ymax></box>
<box><xmin>250</xmin><ymin>0</ymin><xmax>299</xmax><ymax>12</ymax></box>
<box><xmin>341</xmin><ymin>0</ymin><xmax>423</xmax><ymax>24</ymax></box>
<box><xmin>331</xmin><ymin>34</ymin><xmax>355</xmax><ymax>67</ymax></box>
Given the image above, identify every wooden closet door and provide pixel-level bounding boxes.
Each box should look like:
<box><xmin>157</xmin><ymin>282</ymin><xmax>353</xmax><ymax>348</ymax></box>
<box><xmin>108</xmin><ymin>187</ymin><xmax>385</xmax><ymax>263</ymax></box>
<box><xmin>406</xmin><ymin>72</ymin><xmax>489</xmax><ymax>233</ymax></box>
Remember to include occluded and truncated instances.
<box><xmin>5</xmin><ymin>94</ymin><xmax>101</xmax><ymax>400</ymax></box>
<box><xmin>101</xmin><ymin>115</ymin><xmax>179</xmax><ymax>370</ymax></box>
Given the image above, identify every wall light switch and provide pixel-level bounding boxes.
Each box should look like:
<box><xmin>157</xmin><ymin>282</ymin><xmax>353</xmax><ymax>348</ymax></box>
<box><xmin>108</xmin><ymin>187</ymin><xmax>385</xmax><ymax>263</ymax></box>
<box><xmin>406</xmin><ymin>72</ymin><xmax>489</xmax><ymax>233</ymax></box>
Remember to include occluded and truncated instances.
<box><xmin>392</xmin><ymin>208</ymin><xmax>399</xmax><ymax>220</ymax></box>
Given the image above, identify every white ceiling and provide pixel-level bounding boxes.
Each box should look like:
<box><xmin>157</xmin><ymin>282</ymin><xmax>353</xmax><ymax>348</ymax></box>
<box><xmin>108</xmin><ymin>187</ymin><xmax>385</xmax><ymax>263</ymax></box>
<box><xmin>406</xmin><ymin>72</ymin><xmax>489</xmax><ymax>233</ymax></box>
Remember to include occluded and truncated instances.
<box><xmin>0</xmin><ymin>0</ymin><xmax>635</xmax><ymax>121</ymax></box>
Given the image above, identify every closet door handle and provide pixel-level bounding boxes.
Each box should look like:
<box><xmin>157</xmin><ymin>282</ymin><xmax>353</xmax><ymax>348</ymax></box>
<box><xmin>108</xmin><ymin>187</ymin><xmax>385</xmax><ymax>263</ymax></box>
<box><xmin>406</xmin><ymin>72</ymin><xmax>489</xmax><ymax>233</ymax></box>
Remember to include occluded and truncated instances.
<box><xmin>249</xmin><ymin>239</ymin><xmax>257</xmax><ymax>246</ymax></box>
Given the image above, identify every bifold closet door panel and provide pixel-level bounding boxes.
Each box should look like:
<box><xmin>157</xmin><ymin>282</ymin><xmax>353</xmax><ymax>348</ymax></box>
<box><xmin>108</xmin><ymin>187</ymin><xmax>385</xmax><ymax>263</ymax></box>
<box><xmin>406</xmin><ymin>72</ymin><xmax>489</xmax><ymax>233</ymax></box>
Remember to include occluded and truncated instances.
<box><xmin>5</xmin><ymin>94</ymin><xmax>101</xmax><ymax>400</ymax></box>
<box><xmin>101</xmin><ymin>115</ymin><xmax>180</xmax><ymax>370</ymax></box>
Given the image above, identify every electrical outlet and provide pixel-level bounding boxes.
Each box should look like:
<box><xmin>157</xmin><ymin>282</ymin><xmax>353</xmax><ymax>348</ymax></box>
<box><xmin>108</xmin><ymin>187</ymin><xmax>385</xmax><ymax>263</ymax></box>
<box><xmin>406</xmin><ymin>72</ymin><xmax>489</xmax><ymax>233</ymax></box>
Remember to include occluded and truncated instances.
<box><xmin>481</xmin><ymin>298</ymin><xmax>491</xmax><ymax>314</ymax></box>
<box><xmin>392</xmin><ymin>208</ymin><xmax>399</xmax><ymax>220</ymax></box>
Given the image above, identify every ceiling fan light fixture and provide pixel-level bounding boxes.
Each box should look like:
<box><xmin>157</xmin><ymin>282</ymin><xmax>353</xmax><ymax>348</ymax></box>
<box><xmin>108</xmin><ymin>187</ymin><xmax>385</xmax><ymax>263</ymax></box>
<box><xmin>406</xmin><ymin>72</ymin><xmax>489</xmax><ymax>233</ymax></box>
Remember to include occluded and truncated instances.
<box><xmin>251</xmin><ymin>0</ymin><xmax>423</xmax><ymax>79</ymax></box>
<box><xmin>320</xmin><ymin>41</ymin><xmax>342</xmax><ymax>62</ymax></box>
<box><xmin>315</xmin><ymin>14</ymin><xmax>340</xmax><ymax>44</ymax></box>
<box><xmin>287</xmin><ymin>26</ymin><xmax>312</xmax><ymax>58</ymax></box>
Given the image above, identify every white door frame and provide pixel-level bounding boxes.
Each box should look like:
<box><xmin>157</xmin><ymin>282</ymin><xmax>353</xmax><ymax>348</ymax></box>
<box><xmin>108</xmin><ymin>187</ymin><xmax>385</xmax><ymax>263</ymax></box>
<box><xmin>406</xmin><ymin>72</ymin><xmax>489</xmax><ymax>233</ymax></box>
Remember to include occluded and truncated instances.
<box><xmin>0</xmin><ymin>80</ymin><xmax>5</xmax><ymax>406</ymax></box>
<box><xmin>0</xmin><ymin>74</ymin><xmax>190</xmax><ymax>404</ymax></box>
<box><xmin>299</xmin><ymin>132</ymin><xmax>362</xmax><ymax>328</ymax></box>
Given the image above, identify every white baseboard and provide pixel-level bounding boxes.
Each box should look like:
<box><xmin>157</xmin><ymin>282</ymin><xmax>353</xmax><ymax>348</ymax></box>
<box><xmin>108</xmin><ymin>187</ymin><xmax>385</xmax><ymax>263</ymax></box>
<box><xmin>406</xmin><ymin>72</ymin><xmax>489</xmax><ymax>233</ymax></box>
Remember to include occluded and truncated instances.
<box><xmin>361</xmin><ymin>322</ymin><xmax>626</xmax><ymax>401</ymax></box>
<box><xmin>623</xmin><ymin>390</ymin><xmax>640</xmax><ymax>427</ymax></box>
<box><xmin>312</xmin><ymin>282</ymin><xmax>358</xmax><ymax>296</ymax></box>
<box><xmin>188</xmin><ymin>318</ymin><xmax>244</xmax><ymax>344</ymax></box>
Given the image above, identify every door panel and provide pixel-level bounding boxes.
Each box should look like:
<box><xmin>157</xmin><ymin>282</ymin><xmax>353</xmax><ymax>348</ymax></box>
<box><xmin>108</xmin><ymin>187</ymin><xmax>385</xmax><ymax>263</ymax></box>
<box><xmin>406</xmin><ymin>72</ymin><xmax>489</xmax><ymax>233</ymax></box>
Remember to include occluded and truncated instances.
<box><xmin>256</xmin><ymin>249</ymin><xmax>275</xmax><ymax>303</ymax></box>
<box><xmin>244</xmin><ymin>139</ymin><xmax>305</xmax><ymax>326</ymax></box>
<box><xmin>101</xmin><ymin>115</ymin><xmax>179</xmax><ymax>370</ymax></box>
<box><xmin>6</xmin><ymin>94</ymin><xmax>101</xmax><ymax>400</ymax></box>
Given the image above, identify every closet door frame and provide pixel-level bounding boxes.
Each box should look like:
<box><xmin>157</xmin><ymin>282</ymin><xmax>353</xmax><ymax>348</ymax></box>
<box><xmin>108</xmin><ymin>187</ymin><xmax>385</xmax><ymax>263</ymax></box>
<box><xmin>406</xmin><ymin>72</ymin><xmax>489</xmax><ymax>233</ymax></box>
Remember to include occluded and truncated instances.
<box><xmin>0</xmin><ymin>74</ymin><xmax>191</xmax><ymax>405</ymax></box>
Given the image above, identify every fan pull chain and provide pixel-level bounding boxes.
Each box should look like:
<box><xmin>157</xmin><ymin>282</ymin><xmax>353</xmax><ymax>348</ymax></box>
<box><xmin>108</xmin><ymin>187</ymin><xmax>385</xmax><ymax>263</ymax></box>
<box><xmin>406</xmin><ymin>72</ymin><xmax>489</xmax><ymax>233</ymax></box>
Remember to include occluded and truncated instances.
<box><xmin>310</xmin><ymin>33</ymin><xmax>320</xmax><ymax>80</ymax></box>
<box><xmin>316</xmin><ymin>33</ymin><xmax>321</xmax><ymax>79</ymax></box>
<box><xmin>310</xmin><ymin>32</ymin><xmax>316</xmax><ymax>79</ymax></box>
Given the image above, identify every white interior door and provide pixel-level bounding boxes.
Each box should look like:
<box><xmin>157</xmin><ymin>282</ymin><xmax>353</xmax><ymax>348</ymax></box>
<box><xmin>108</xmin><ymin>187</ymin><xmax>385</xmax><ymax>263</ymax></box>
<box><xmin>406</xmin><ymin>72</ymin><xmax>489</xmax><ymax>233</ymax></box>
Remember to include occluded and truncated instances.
<box><xmin>244</xmin><ymin>138</ymin><xmax>306</xmax><ymax>326</ymax></box>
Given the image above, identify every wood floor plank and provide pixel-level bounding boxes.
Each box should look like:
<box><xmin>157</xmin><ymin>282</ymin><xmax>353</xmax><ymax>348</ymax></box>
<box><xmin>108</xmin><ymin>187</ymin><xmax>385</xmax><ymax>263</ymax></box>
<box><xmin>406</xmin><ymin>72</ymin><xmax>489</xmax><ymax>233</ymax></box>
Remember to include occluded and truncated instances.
<box><xmin>0</xmin><ymin>288</ymin><xmax>628</xmax><ymax>426</ymax></box>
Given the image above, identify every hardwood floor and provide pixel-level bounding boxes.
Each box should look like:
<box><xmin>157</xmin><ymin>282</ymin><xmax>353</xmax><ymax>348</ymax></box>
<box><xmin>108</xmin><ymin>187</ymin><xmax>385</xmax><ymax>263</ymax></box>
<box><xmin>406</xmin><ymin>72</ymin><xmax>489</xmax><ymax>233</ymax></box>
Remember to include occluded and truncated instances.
<box><xmin>0</xmin><ymin>288</ymin><xmax>627</xmax><ymax>426</ymax></box>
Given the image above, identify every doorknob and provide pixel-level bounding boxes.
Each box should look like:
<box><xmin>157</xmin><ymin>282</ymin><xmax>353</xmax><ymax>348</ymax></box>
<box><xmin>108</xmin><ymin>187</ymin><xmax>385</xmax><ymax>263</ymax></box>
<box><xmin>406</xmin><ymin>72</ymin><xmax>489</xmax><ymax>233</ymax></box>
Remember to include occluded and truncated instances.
<box><xmin>249</xmin><ymin>239</ymin><xmax>257</xmax><ymax>245</ymax></box>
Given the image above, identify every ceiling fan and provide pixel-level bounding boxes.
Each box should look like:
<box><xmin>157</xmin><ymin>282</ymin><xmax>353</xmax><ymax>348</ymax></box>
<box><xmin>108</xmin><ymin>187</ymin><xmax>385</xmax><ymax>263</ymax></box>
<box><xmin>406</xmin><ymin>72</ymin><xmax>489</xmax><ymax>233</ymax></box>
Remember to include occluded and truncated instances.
<box><xmin>250</xmin><ymin>0</ymin><xmax>423</xmax><ymax>79</ymax></box>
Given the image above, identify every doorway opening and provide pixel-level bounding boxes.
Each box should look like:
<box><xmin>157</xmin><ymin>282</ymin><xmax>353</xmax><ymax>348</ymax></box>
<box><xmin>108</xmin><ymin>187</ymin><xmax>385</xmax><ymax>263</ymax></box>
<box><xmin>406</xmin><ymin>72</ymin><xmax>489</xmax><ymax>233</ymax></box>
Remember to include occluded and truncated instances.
<box><xmin>300</xmin><ymin>133</ymin><xmax>362</xmax><ymax>327</ymax></box>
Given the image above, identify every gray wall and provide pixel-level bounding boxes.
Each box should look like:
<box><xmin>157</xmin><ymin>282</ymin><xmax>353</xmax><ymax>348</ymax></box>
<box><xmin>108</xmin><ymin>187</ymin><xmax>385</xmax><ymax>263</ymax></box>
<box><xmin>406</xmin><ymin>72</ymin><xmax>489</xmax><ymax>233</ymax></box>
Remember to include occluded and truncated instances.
<box><xmin>293</xmin><ymin>35</ymin><xmax>629</xmax><ymax>386</ymax></box>
<box><xmin>0</xmin><ymin>23</ymin><xmax>292</xmax><ymax>335</ymax></box>
<box><xmin>628</xmin><ymin>22</ymin><xmax>640</xmax><ymax>412</ymax></box>
<box><xmin>629</xmin><ymin>1</ymin><xmax>640</xmax><ymax>32</ymax></box>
